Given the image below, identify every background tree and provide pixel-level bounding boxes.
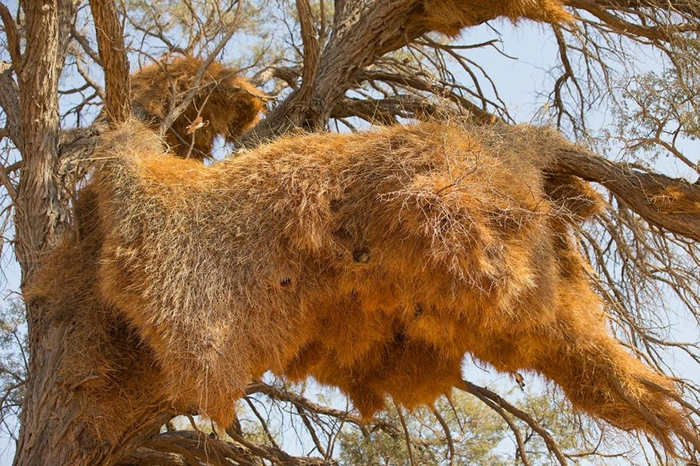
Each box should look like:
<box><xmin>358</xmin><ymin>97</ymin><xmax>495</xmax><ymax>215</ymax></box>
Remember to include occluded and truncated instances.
<box><xmin>0</xmin><ymin>0</ymin><xmax>698</xmax><ymax>464</ymax></box>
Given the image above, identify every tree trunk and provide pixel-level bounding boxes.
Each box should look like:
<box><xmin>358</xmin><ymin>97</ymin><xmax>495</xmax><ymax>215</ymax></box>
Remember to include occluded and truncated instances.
<box><xmin>13</xmin><ymin>304</ymin><xmax>172</xmax><ymax>465</ymax></box>
<box><xmin>11</xmin><ymin>1</ymin><xmax>168</xmax><ymax>464</ymax></box>
<box><xmin>12</xmin><ymin>1</ymin><xmax>80</xmax><ymax>463</ymax></box>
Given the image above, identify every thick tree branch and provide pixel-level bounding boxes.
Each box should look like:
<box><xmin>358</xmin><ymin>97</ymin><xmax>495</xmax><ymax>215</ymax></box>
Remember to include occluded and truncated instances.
<box><xmin>246</xmin><ymin>0</ymin><xmax>424</xmax><ymax>139</ymax></box>
<box><xmin>296</xmin><ymin>0</ymin><xmax>321</xmax><ymax>104</ymax></box>
<box><xmin>124</xmin><ymin>431</ymin><xmax>256</xmax><ymax>466</ymax></box>
<box><xmin>0</xmin><ymin>4</ymin><xmax>22</xmax><ymax>74</ymax></box>
<box><xmin>89</xmin><ymin>0</ymin><xmax>131</xmax><ymax>124</ymax></box>
<box><xmin>306</xmin><ymin>0</ymin><xmax>425</xmax><ymax>125</ymax></box>
<box><xmin>0</xmin><ymin>62</ymin><xmax>23</xmax><ymax>148</ymax></box>
<box><xmin>552</xmin><ymin>147</ymin><xmax>700</xmax><ymax>242</ymax></box>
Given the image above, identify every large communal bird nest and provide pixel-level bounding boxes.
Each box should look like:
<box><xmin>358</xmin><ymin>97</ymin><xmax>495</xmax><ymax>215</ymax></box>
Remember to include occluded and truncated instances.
<box><xmin>31</xmin><ymin>119</ymin><xmax>697</xmax><ymax>451</ymax></box>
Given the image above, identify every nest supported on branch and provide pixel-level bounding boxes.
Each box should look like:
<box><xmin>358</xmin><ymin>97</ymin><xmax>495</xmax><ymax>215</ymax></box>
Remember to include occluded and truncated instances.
<box><xmin>130</xmin><ymin>56</ymin><xmax>266</xmax><ymax>159</ymax></box>
<box><xmin>29</xmin><ymin>118</ymin><xmax>697</xmax><ymax>451</ymax></box>
<box><xmin>28</xmin><ymin>117</ymin><xmax>688</xmax><ymax>452</ymax></box>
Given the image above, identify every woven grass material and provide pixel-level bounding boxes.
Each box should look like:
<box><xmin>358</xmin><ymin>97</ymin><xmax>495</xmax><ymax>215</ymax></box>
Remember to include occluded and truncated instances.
<box><xmin>27</xmin><ymin>187</ymin><xmax>171</xmax><ymax>445</ymax></box>
<box><xmin>130</xmin><ymin>56</ymin><xmax>265</xmax><ymax>160</ymax></box>
<box><xmin>32</xmin><ymin>120</ymin><xmax>691</xmax><ymax>447</ymax></box>
<box><xmin>415</xmin><ymin>0</ymin><xmax>572</xmax><ymax>36</ymax></box>
<box><xmin>86</xmin><ymin>120</ymin><xmax>691</xmax><ymax>446</ymax></box>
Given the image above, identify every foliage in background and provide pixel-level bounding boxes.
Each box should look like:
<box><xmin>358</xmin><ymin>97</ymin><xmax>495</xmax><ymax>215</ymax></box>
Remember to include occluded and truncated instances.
<box><xmin>0</xmin><ymin>300</ymin><xmax>25</xmax><ymax>447</ymax></box>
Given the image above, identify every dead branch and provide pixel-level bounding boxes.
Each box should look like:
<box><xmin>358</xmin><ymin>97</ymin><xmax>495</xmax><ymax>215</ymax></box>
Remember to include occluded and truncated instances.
<box><xmin>565</xmin><ymin>0</ymin><xmax>699</xmax><ymax>43</ymax></box>
<box><xmin>70</xmin><ymin>24</ymin><xmax>103</xmax><ymax>66</ymax></box>
<box><xmin>395</xmin><ymin>401</ymin><xmax>416</xmax><ymax>466</ymax></box>
<box><xmin>430</xmin><ymin>407</ymin><xmax>455</xmax><ymax>466</ymax></box>
<box><xmin>0</xmin><ymin>162</ymin><xmax>17</xmax><ymax>202</ymax></box>
<box><xmin>589</xmin><ymin>0</ymin><xmax>698</xmax><ymax>17</ymax></box>
<box><xmin>354</xmin><ymin>69</ymin><xmax>499</xmax><ymax>123</ymax></box>
<box><xmin>463</xmin><ymin>389</ymin><xmax>534</xmax><ymax>466</ymax></box>
<box><xmin>225</xmin><ymin>428</ymin><xmax>333</xmax><ymax>465</ymax></box>
<box><xmin>158</xmin><ymin>2</ymin><xmax>244</xmax><ymax>138</ymax></box>
<box><xmin>246</xmin><ymin>381</ymin><xmax>399</xmax><ymax>437</ymax></box>
<box><xmin>459</xmin><ymin>380</ymin><xmax>568</xmax><ymax>465</ymax></box>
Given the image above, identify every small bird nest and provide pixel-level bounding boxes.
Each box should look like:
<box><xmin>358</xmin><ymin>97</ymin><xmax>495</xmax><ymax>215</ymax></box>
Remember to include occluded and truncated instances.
<box><xmin>130</xmin><ymin>56</ymin><xmax>266</xmax><ymax>159</ymax></box>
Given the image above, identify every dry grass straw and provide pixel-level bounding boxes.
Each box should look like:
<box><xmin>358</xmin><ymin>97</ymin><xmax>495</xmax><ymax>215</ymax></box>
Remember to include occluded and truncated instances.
<box><xmin>27</xmin><ymin>187</ymin><xmax>171</xmax><ymax>447</ymax></box>
<box><xmin>89</xmin><ymin>120</ymin><xmax>693</xmax><ymax>447</ymax></box>
<box><xmin>414</xmin><ymin>0</ymin><xmax>572</xmax><ymax>36</ymax></box>
<box><xmin>31</xmin><ymin>119</ymin><xmax>695</xmax><ymax>450</ymax></box>
<box><xmin>131</xmin><ymin>56</ymin><xmax>265</xmax><ymax>160</ymax></box>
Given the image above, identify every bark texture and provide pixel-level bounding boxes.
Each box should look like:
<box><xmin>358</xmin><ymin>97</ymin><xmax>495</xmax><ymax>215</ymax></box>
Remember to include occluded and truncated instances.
<box><xmin>14</xmin><ymin>0</ymin><xmax>72</xmax><ymax>463</ymax></box>
<box><xmin>89</xmin><ymin>0</ymin><xmax>130</xmax><ymax>124</ymax></box>
<box><xmin>12</xmin><ymin>0</ymin><xmax>162</xmax><ymax>464</ymax></box>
